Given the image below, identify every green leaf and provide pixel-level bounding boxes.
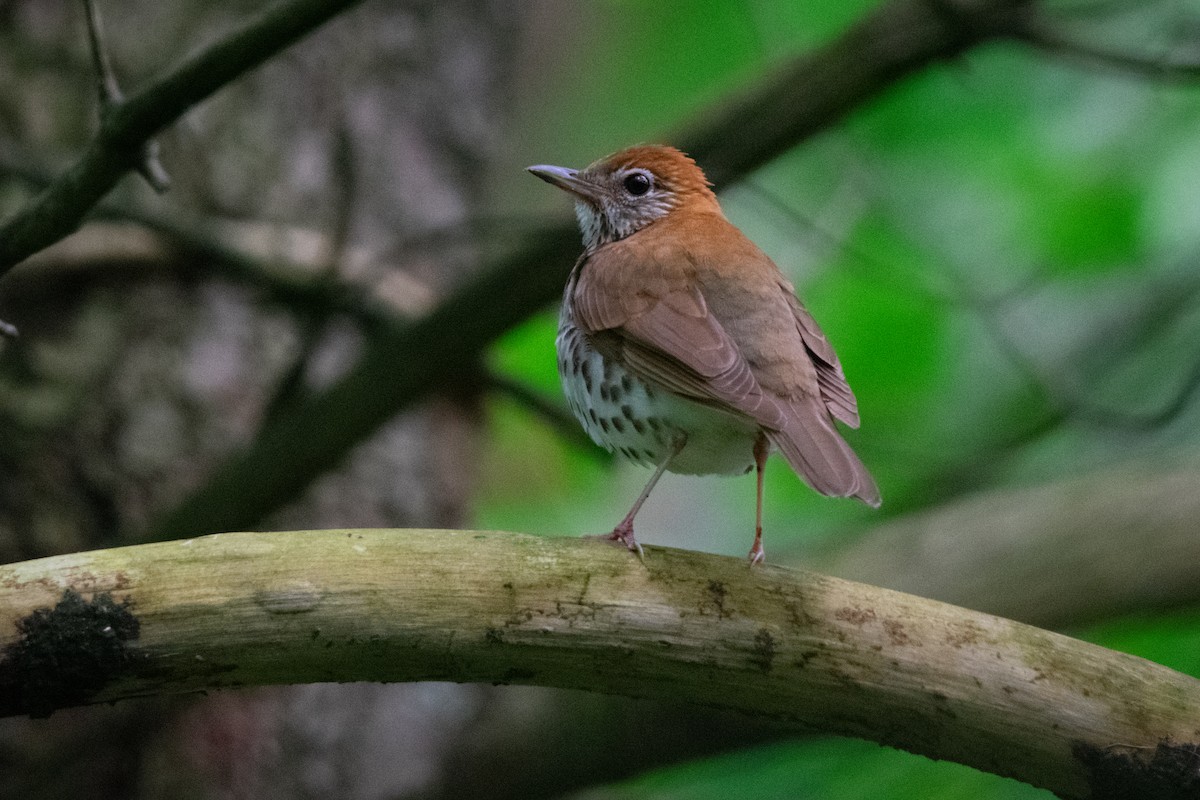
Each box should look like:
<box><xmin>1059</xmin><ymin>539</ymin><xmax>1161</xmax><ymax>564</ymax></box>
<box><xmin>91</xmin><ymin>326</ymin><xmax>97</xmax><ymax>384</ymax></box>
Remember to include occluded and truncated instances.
<box><xmin>1035</xmin><ymin>177</ymin><xmax>1141</xmax><ymax>272</ymax></box>
<box><xmin>571</xmin><ymin>737</ymin><xmax>1051</xmax><ymax>799</ymax></box>
<box><xmin>1080</xmin><ymin>608</ymin><xmax>1200</xmax><ymax>679</ymax></box>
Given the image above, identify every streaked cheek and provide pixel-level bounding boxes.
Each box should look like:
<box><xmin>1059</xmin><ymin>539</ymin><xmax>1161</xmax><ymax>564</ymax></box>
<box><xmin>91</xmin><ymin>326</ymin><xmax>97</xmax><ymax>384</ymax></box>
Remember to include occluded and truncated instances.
<box><xmin>574</xmin><ymin>202</ymin><xmax>603</xmax><ymax>248</ymax></box>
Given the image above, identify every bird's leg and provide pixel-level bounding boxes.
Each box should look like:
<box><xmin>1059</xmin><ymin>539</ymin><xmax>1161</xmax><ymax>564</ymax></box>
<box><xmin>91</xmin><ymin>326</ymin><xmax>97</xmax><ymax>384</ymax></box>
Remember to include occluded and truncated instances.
<box><xmin>596</xmin><ymin>434</ymin><xmax>686</xmax><ymax>559</ymax></box>
<box><xmin>748</xmin><ymin>433</ymin><xmax>769</xmax><ymax>565</ymax></box>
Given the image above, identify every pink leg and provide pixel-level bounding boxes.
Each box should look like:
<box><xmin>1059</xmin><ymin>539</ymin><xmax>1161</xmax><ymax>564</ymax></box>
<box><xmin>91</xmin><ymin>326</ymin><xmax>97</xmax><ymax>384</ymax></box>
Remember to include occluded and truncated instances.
<box><xmin>748</xmin><ymin>433</ymin><xmax>769</xmax><ymax>565</ymax></box>
<box><xmin>594</xmin><ymin>435</ymin><xmax>685</xmax><ymax>559</ymax></box>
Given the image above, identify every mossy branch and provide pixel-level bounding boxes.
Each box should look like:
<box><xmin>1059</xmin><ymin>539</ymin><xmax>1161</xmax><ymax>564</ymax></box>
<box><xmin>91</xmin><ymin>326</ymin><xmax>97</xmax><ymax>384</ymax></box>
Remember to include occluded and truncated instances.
<box><xmin>1</xmin><ymin>529</ymin><xmax>1198</xmax><ymax>799</ymax></box>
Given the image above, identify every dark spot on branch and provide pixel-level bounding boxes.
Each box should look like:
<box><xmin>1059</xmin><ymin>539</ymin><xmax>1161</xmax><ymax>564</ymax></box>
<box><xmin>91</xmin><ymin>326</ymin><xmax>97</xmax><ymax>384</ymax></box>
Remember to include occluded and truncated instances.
<box><xmin>0</xmin><ymin>589</ymin><xmax>142</xmax><ymax>717</ymax></box>
<box><xmin>944</xmin><ymin>626</ymin><xmax>981</xmax><ymax>648</ymax></box>
<box><xmin>883</xmin><ymin>619</ymin><xmax>912</xmax><ymax>646</ymax></box>
<box><xmin>706</xmin><ymin>580</ymin><xmax>731</xmax><ymax>618</ymax></box>
<box><xmin>928</xmin><ymin>691</ymin><xmax>956</xmax><ymax>720</ymax></box>
<box><xmin>499</xmin><ymin>667</ymin><xmax>536</xmax><ymax>684</ymax></box>
<box><xmin>793</xmin><ymin>650</ymin><xmax>820</xmax><ymax>670</ymax></box>
<box><xmin>1073</xmin><ymin>739</ymin><xmax>1200</xmax><ymax>800</ymax></box>
<box><xmin>484</xmin><ymin>628</ymin><xmax>503</xmax><ymax>645</ymax></box>
<box><xmin>834</xmin><ymin>606</ymin><xmax>876</xmax><ymax>627</ymax></box>
<box><xmin>253</xmin><ymin>583</ymin><xmax>322</xmax><ymax>614</ymax></box>
<box><xmin>752</xmin><ymin>628</ymin><xmax>776</xmax><ymax>674</ymax></box>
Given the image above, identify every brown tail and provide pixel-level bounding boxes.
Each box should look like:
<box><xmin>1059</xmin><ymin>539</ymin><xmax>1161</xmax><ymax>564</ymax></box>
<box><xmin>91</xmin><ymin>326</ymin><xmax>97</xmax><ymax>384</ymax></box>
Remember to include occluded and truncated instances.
<box><xmin>766</xmin><ymin>403</ymin><xmax>880</xmax><ymax>507</ymax></box>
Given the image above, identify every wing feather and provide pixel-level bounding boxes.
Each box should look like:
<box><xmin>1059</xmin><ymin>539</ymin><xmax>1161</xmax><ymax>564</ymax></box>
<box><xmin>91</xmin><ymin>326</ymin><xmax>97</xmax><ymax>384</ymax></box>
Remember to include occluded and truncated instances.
<box><xmin>790</xmin><ymin>293</ymin><xmax>860</xmax><ymax>428</ymax></box>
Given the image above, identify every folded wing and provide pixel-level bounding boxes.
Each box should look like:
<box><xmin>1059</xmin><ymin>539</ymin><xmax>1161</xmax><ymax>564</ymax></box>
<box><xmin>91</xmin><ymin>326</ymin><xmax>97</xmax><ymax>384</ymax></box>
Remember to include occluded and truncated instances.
<box><xmin>573</xmin><ymin>256</ymin><xmax>878</xmax><ymax>506</ymax></box>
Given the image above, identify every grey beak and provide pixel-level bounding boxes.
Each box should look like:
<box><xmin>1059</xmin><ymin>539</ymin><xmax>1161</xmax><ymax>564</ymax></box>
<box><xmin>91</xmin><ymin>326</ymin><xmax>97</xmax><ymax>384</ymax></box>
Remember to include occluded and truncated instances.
<box><xmin>527</xmin><ymin>164</ymin><xmax>600</xmax><ymax>203</ymax></box>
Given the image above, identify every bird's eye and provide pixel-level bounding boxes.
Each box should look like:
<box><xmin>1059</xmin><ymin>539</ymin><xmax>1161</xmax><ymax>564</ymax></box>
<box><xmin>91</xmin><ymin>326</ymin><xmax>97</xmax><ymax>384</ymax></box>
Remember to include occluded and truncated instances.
<box><xmin>623</xmin><ymin>172</ymin><xmax>652</xmax><ymax>196</ymax></box>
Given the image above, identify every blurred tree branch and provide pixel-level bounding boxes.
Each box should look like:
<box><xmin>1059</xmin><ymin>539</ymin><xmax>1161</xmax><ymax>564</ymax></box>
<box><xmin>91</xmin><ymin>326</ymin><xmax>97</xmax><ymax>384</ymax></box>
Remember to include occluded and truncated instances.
<box><xmin>674</xmin><ymin>0</ymin><xmax>1034</xmax><ymax>183</ymax></box>
<box><xmin>1</xmin><ymin>207</ymin><xmax>597</xmax><ymax>456</ymax></box>
<box><xmin>812</xmin><ymin>467</ymin><xmax>1200</xmax><ymax>629</ymax></box>
<box><xmin>1017</xmin><ymin>16</ymin><xmax>1200</xmax><ymax>81</ymax></box>
<box><xmin>0</xmin><ymin>0</ymin><xmax>367</xmax><ymax>273</ymax></box>
<box><xmin>2</xmin><ymin>529</ymin><xmax>1198</xmax><ymax>799</ymax></box>
<box><xmin>82</xmin><ymin>0</ymin><xmax>171</xmax><ymax>192</ymax></box>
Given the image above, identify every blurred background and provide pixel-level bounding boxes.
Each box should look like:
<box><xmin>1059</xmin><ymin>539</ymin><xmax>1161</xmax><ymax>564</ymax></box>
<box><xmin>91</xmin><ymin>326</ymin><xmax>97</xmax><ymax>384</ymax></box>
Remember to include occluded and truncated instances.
<box><xmin>2</xmin><ymin>0</ymin><xmax>1200</xmax><ymax>797</ymax></box>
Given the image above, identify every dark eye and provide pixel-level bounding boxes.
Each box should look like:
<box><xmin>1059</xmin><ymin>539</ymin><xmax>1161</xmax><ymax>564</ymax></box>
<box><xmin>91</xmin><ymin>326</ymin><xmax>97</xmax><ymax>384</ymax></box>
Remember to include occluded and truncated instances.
<box><xmin>623</xmin><ymin>172</ymin><xmax>652</xmax><ymax>196</ymax></box>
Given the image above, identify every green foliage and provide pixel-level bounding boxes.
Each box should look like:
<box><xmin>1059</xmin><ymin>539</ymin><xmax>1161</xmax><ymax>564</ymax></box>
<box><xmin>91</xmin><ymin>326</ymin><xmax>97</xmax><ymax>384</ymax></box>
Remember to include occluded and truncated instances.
<box><xmin>573</xmin><ymin>738</ymin><xmax>1050</xmax><ymax>800</ymax></box>
<box><xmin>490</xmin><ymin>311</ymin><xmax>562</xmax><ymax>396</ymax></box>
<box><xmin>1037</xmin><ymin>178</ymin><xmax>1142</xmax><ymax>271</ymax></box>
<box><xmin>1082</xmin><ymin>608</ymin><xmax>1200</xmax><ymax>678</ymax></box>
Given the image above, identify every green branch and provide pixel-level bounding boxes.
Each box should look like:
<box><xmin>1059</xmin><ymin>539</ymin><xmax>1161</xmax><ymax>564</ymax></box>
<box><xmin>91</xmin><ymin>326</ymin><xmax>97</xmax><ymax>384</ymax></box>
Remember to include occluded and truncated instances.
<box><xmin>0</xmin><ymin>0</ymin><xmax>366</xmax><ymax>273</ymax></box>
<box><xmin>1</xmin><ymin>529</ymin><xmax>1197</xmax><ymax>799</ymax></box>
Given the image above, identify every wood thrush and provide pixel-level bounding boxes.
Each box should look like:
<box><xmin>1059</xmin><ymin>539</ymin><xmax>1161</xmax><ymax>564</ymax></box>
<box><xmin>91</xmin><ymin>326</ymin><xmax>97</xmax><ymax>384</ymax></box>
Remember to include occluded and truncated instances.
<box><xmin>528</xmin><ymin>145</ymin><xmax>879</xmax><ymax>563</ymax></box>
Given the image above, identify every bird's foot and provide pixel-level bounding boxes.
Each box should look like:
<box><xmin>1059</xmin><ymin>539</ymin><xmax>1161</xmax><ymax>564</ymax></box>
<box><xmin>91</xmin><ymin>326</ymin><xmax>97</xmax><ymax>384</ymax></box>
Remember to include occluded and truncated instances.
<box><xmin>585</xmin><ymin>520</ymin><xmax>645</xmax><ymax>561</ymax></box>
<box><xmin>747</xmin><ymin>536</ymin><xmax>765</xmax><ymax>566</ymax></box>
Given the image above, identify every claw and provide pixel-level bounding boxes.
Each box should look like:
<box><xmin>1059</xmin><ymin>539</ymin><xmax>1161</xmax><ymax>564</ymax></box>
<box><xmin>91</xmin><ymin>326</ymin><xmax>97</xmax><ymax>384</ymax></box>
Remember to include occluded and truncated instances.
<box><xmin>584</xmin><ymin>520</ymin><xmax>645</xmax><ymax>561</ymax></box>
<box><xmin>611</xmin><ymin>521</ymin><xmax>645</xmax><ymax>561</ymax></box>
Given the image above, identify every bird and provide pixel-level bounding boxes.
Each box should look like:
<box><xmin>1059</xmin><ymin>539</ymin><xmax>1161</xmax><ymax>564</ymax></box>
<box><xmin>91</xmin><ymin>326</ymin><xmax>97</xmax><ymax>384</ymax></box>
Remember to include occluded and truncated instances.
<box><xmin>527</xmin><ymin>145</ymin><xmax>879</xmax><ymax>563</ymax></box>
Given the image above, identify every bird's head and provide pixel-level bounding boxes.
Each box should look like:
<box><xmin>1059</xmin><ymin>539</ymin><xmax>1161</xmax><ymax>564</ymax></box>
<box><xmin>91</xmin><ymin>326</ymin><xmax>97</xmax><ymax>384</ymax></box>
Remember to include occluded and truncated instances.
<box><xmin>528</xmin><ymin>145</ymin><xmax>719</xmax><ymax>251</ymax></box>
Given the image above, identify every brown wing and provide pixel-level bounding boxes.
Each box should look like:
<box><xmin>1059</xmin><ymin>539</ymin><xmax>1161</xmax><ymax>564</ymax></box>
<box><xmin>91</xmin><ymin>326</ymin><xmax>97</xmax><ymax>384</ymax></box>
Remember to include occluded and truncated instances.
<box><xmin>572</xmin><ymin>244</ymin><xmax>878</xmax><ymax>505</ymax></box>
<box><xmin>608</xmin><ymin>285</ymin><xmax>788</xmax><ymax>429</ymax></box>
<box><xmin>789</xmin><ymin>292</ymin><xmax>860</xmax><ymax>428</ymax></box>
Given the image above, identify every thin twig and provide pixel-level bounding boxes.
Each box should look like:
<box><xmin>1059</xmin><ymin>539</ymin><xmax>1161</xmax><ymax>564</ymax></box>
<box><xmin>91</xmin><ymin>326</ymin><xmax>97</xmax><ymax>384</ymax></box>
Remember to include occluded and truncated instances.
<box><xmin>0</xmin><ymin>0</ymin><xmax>367</xmax><ymax>274</ymax></box>
<box><xmin>82</xmin><ymin>0</ymin><xmax>122</xmax><ymax>106</ymax></box>
<box><xmin>1020</xmin><ymin>18</ymin><xmax>1200</xmax><ymax>82</ymax></box>
<box><xmin>739</xmin><ymin>179</ymin><xmax>954</xmax><ymax>305</ymax></box>
<box><xmin>955</xmin><ymin>274</ymin><xmax>1200</xmax><ymax>432</ymax></box>
<box><xmin>81</xmin><ymin>0</ymin><xmax>171</xmax><ymax>192</ymax></box>
<box><xmin>259</xmin><ymin>112</ymin><xmax>360</xmax><ymax>427</ymax></box>
<box><xmin>136</xmin><ymin>139</ymin><xmax>171</xmax><ymax>193</ymax></box>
